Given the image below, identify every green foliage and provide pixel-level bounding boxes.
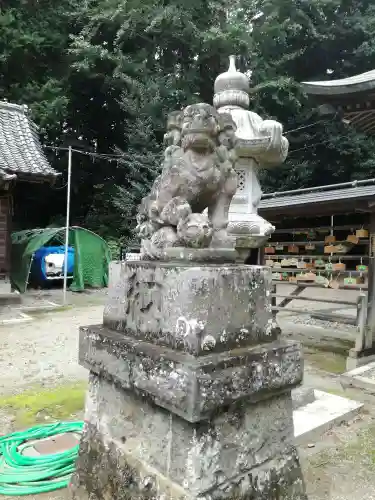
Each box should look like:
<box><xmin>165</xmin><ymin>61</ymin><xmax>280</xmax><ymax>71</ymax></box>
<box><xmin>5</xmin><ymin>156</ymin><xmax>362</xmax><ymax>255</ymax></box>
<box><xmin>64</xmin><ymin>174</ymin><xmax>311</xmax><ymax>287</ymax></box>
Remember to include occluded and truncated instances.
<box><xmin>3</xmin><ymin>0</ymin><xmax>375</xmax><ymax>239</ymax></box>
<box><xmin>0</xmin><ymin>0</ymin><xmax>78</xmax><ymax>139</ymax></box>
<box><xmin>67</xmin><ymin>0</ymin><xmax>256</xmax><ymax>242</ymax></box>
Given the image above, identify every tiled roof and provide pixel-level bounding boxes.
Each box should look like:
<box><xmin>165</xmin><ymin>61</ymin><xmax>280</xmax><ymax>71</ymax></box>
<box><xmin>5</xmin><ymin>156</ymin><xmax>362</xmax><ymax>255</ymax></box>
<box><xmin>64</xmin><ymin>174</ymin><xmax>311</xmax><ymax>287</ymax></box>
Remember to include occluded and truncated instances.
<box><xmin>0</xmin><ymin>102</ymin><xmax>59</xmax><ymax>181</ymax></box>
<box><xmin>302</xmin><ymin>70</ymin><xmax>375</xmax><ymax>96</ymax></box>
<box><xmin>301</xmin><ymin>71</ymin><xmax>375</xmax><ymax>135</ymax></box>
<box><xmin>0</xmin><ymin>169</ymin><xmax>16</xmax><ymax>182</ymax></box>
<box><xmin>259</xmin><ymin>183</ymin><xmax>375</xmax><ymax>210</ymax></box>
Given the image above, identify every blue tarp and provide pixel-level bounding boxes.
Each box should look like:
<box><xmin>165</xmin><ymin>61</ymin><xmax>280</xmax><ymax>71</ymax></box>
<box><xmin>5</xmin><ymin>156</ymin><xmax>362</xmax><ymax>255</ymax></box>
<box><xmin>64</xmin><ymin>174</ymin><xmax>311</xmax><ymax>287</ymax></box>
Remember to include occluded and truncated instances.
<box><xmin>30</xmin><ymin>246</ymin><xmax>75</xmax><ymax>285</ymax></box>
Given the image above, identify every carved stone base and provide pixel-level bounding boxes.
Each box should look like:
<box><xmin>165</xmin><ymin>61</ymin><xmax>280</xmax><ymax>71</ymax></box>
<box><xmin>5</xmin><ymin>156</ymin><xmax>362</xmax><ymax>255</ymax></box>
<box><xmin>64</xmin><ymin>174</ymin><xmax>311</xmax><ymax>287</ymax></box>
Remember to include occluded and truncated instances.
<box><xmin>226</xmin><ymin>212</ymin><xmax>275</xmax><ymax>258</ymax></box>
<box><xmin>103</xmin><ymin>261</ymin><xmax>278</xmax><ymax>355</ymax></box>
<box><xmin>72</xmin><ymin>261</ymin><xmax>307</xmax><ymax>499</ymax></box>
<box><xmin>71</xmin><ymin>374</ymin><xmax>308</xmax><ymax>500</ymax></box>
<box><xmin>227</xmin><ymin>216</ymin><xmax>275</xmax><ymax>240</ymax></box>
<box><xmin>78</xmin><ymin>326</ymin><xmax>303</xmax><ymax>422</ymax></box>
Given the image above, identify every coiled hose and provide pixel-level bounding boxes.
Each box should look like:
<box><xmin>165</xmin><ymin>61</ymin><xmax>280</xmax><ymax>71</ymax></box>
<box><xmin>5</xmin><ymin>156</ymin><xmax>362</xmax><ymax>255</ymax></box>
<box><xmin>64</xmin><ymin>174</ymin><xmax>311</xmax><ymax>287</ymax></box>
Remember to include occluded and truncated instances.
<box><xmin>0</xmin><ymin>421</ymin><xmax>84</xmax><ymax>496</ymax></box>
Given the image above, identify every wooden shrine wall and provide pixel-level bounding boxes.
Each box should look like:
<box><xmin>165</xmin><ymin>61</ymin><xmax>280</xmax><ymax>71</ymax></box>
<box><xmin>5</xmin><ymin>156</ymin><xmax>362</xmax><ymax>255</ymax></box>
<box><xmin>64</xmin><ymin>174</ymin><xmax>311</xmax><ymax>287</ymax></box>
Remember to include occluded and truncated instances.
<box><xmin>0</xmin><ymin>195</ymin><xmax>11</xmax><ymax>276</ymax></box>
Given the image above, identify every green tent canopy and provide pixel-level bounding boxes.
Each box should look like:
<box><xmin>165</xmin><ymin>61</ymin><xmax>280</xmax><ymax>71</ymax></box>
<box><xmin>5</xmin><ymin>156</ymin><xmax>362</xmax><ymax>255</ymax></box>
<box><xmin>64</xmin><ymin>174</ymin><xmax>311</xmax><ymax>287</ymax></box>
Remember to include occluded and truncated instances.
<box><xmin>11</xmin><ymin>226</ymin><xmax>111</xmax><ymax>293</ymax></box>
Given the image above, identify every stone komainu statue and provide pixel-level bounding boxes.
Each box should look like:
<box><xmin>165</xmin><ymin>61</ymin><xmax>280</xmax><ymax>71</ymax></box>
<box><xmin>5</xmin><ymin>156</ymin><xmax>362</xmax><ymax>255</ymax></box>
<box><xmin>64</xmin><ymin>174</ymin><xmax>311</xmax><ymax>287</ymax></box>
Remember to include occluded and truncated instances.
<box><xmin>136</xmin><ymin>103</ymin><xmax>238</xmax><ymax>259</ymax></box>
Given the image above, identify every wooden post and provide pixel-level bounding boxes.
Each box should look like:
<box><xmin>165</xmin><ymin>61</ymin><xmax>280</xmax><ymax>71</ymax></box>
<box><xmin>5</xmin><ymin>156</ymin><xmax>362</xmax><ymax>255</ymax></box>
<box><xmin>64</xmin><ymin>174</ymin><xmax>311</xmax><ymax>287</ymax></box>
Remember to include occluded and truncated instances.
<box><xmin>271</xmin><ymin>283</ymin><xmax>277</xmax><ymax>319</ymax></box>
<box><xmin>258</xmin><ymin>246</ymin><xmax>264</xmax><ymax>266</ymax></box>
<box><xmin>356</xmin><ymin>293</ymin><xmax>368</xmax><ymax>351</ymax></box>
<box><xmin>277</xmin><ymin>285</ymin><xmax>305</xmax><ymax>309</ymax></box>
<box><xmin>366</xmin><ymin>210</ymin><xmax>375</xmax><ymax>346</ymax></box>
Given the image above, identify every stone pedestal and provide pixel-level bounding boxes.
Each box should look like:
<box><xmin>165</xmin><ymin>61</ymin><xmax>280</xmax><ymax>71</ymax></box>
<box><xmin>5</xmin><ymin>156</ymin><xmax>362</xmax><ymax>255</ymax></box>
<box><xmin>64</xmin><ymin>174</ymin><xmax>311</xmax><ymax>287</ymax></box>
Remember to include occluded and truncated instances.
<box><xmin>71</xmin><ymin>261</ymin><xmax>307</xmax><ymax>499</ymax></box>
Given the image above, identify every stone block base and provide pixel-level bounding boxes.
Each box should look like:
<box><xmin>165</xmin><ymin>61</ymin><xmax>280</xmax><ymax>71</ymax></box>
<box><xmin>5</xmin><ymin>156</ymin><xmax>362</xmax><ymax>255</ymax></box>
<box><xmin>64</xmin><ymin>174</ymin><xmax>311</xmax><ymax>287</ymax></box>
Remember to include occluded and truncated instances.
<box><xmin>79</xmin><ymin>326</ymin><xmax>303</xmax><ymax>422</ymax></box>
<box><xmin>341</xmin><ymin>361</ymin><xmax>375</xmax><ymax>393</ymax></box>
<box><xmin>71</xmin><ymin>374</ymin><xmax>307</xmax><ymax>500</ymax></box>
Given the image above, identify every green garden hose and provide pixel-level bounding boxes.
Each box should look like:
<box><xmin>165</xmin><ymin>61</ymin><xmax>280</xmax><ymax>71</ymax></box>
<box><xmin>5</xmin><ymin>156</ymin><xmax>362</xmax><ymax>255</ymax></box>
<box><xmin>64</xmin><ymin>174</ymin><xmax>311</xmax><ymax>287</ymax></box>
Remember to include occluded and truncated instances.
<box><xmin>0</xmin><ymin>421</ymin><xmax>84</xmax><ymax>496</ymax></box>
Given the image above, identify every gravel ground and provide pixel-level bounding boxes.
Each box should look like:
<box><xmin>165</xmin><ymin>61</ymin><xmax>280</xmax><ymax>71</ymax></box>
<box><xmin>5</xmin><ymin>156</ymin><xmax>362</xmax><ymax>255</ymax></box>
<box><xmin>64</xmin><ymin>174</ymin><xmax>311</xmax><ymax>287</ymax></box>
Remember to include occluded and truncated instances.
<box><xmin>0</xmin><ymin>303</ymin><xmax>104</xmax><ymax>499</ymax></box>
<box><xmin>287</xmin><ymin>314</ymin><xmax>358</xmax><ymax>333</ymax></box>
<box><xmin>20</xmin><ymin>287</ymin><xmax>108</xmax><ymax>308</ymax></box>
<box><xmin>0</xmin><ymin>492</ymin><xmax>71</xmax><ymax>500</ymax></box>
<box><xmin>0</xmin><ymin>304</ymin><xmax>103</xmax><ymax>396</ymax></box>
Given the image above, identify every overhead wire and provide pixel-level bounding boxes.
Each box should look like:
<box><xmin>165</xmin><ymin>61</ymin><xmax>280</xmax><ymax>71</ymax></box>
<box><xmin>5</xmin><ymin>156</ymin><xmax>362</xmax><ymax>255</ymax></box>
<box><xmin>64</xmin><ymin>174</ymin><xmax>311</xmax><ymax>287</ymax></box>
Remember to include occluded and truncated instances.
<box><xmin>284</xmin><ymin>119</ymin><xmax>329</xmax><ymax>135</ymax></box>
<box><xmin>43</xmin><ymin>145</ymin><xmax>124</xmax><ymax>189</ymax></box>
<box><xmin>42</xmin><ymin>112</ymin><xmax>341</xmax><ymax>162</ymax></box>
<box><xmin>43</xmin><ymin>145</ymin><xmax>124</xmax><ymax>162</ymax></box>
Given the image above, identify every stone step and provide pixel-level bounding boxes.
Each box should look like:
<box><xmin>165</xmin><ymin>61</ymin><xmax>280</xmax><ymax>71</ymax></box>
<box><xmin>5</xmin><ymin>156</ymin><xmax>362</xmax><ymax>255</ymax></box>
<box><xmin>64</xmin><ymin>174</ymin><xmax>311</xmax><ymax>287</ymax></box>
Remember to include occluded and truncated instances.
<box><xmin>293</xmin><ymin>389</ymin><xmax>363</xmax><ymax>444</ymax></box>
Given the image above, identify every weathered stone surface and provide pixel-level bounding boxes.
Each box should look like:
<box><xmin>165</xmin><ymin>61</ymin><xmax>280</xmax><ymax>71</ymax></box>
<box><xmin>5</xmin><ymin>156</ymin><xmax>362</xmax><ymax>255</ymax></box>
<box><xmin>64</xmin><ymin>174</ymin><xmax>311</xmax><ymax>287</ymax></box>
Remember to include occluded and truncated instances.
<box><xmin>214</xmin><ymin>55</ymin><xmax>289</xmax><ymax>251</ymax></box>
<box><xmin>291</xmin><ymin>387</ymin><xmax>315</xmax><ymax>410</ymax></box>
<box><xmin>103</xmin><ymin>261</ymin><xmax>277</xmax><ymax>355</ymax></box>
<box><xmin>136</xmin><ymin>103</ymin><xmax>238</xmax><ymax>259</ymax></box>
<box><xmin>74</xmin><ymin>257</ymin><xmax>307</xmax><ymax>498</ymax></box>
<box><xmin>79</xmin><ymin>325</ymin><xmax>303</xmax><ymax>422</ymax></box>
<box><xmin>157</xmin><ymin>247</ymin><xmax>237</xmax><ymax>263</ymax></box>
<box><xmin>70</xmin><ymin>375</ymin><xmax>308</xmax><ymax>500</ymax></box>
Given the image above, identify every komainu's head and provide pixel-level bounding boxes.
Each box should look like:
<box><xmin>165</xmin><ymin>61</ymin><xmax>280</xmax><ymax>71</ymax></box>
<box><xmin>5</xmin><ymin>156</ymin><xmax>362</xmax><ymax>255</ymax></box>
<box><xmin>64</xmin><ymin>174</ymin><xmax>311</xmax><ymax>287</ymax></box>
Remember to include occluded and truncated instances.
<box><xmin>181</xmin><ymin>103</ymin><xmax>220</xmax><ymax>152</ymax></box>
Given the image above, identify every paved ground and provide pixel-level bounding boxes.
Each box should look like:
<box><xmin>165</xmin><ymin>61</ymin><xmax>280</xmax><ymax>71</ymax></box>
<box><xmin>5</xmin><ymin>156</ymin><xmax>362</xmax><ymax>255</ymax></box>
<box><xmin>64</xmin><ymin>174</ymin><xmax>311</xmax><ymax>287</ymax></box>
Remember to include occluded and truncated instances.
<box><xmin>0</xmin><ymin>286</ymin><xmax>374</xmax><ymax>499</ymax></box>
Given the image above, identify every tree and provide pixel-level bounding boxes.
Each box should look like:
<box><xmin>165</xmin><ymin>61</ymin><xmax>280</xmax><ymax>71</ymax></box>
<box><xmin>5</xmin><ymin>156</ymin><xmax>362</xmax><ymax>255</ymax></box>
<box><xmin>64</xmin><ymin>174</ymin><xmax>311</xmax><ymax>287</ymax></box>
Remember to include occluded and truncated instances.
<box><xmin>244</xmin><ymin>0</ymin><xmax>375</xmax><ymax>192</ymax></box>
<box><xmin>5</xmin><ymin>0</ymin><xmax>375</xmax><ymax>239</ymax></box>
<box><xmin>0</xmin><ymin>0</ymin><xmax>83</xmax><ymax>230</ymax></box>
<box><xmin>68</xmin><ymin>0</ymin><xmax>258</xmax><ymax>242</ymax></box>
<box><xmin>0</xmin><ymin>0</ymin><xmax>79</xmax><ymax>139</ymax></box>
<box><xmin>67</xmin><ymin>0</ymin><xmax>375</xmax><ymax>235</ymax></box>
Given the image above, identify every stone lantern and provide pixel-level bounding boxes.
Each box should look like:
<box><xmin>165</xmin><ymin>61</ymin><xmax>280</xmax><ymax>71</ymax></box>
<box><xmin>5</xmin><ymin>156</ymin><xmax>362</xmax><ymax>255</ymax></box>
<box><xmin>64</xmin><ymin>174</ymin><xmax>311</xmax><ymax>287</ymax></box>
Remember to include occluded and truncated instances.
<box><xmin>213</xmin><ymin>55</ymin><xmax>289</xmax><ymax>260</ymax></box>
